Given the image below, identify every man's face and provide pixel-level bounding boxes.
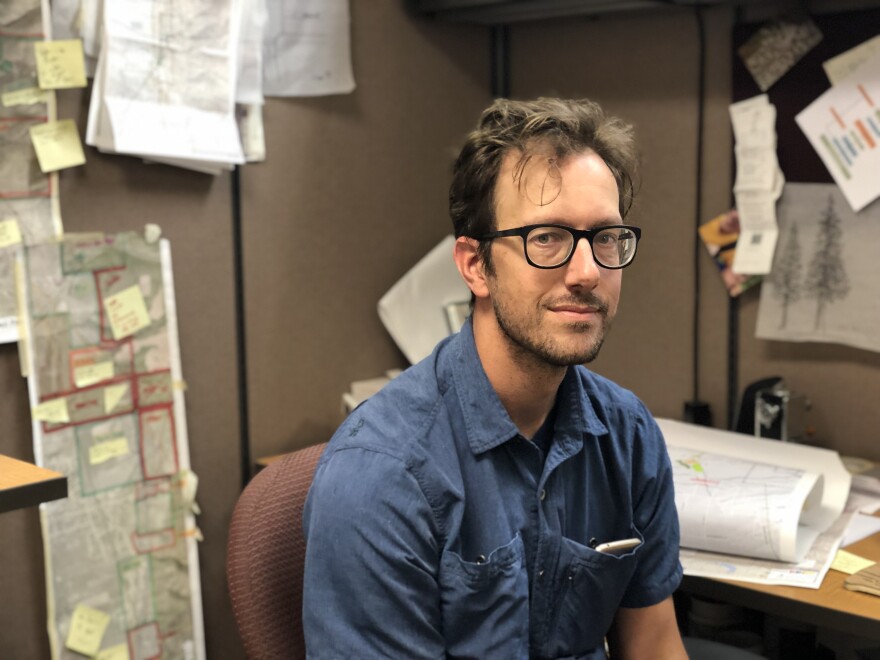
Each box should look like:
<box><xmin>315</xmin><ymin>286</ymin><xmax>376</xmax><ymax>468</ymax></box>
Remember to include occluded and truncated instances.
<box><xmin>484</xmin><ymin>148</ymin><xmax>623</xmax><ymax>367</ymax></box>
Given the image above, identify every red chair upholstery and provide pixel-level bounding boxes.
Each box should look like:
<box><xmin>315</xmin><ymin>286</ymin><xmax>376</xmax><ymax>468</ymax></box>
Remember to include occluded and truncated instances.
<box><xmin>227</xmin><ymin>442</ymin><xmax>327</xmax><ymax>659</ymax></box>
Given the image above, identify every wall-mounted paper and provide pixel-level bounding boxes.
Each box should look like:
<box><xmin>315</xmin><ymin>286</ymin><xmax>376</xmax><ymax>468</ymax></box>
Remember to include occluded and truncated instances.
<box><xmin>796</xmin><ymin>49</ymin><xmax>880</xmax><ymax>212</ymax></box>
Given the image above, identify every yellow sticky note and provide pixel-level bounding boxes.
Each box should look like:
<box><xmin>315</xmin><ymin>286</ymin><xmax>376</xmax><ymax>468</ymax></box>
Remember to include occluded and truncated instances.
<box><xmin>105</xmin><ymin>285</ymin><xmax>151</xmax><ymax>339</ymax></box>
<box><xmin>29</xmin><ymin>120</ymin><xmax>87</xmax><ymax>173</ymax></box>
<box><xmin>74</xmin><ymin>361</ymin><xmax>115</xmax><ymax>388</ymax></box>
<box><xmin>33</xmin><ymin>397</ymin><xmax>70</xmax><ymax>423</ymax></box>
<box><xmin>832</xmin><ymin>549</ymin><xmax>876</xmax><ymax>575</ymax></box>
<box><xmin>104</xmin><ymin>383</ymin><xmax>129</xmax><ymax>413</ymax></box>
<box><xmin>89</xmin><ymin>437</ymin><xmax>129</xmax><ymax>465</ymax></box>
<box><xmin>34</xmin><ymin>39</ymin><xmax>87</xmax><ymax>89</ymax></box>
<box><xmin>65</xmin><ymin>604</ymin><xmax>110</xmax><ymax>656</ymax></box>
<box><xmin>0</xmin><ymin>218</ymin><xmax>22</xmax><ymax>248</ymax></box>
<box><xmin>1</xmin><ymin>86</ymin><xmax>50</xmax><ymax>107</ymax></box>
<box><xmin>97</xmin><ymin>645</ymin><xmax>130</xmax><ymax>660</ymax></box>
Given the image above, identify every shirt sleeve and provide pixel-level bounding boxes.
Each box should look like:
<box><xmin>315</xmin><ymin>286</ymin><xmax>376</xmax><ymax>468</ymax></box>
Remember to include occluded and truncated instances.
<box><xmin>302</xmin><ymin>444</ymin><xmax>445</xmax><ymax>659</ymax></box>
<box><xmin>619</xmin><ymin>408</ymin><xmax>683</xmax><ymax>608</ymax></box>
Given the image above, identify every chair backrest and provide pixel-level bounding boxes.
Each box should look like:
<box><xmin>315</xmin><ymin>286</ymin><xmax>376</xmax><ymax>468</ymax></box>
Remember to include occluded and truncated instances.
<box><xmin>227</xmin><ymin>442</ymin><xmax>327</xmax><ymax>659</ymax></box>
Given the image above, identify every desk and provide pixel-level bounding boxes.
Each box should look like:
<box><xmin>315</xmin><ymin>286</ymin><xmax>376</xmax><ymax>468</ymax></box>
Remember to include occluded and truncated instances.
<box><xmin>680</xmin><ymin>531</ymin><xmax>880</xmax><ymax>641</ymax></box>
<box><xmin>0</xmin><ymin>454</ymin><xmax>67</xmax><ymax>514</ymax></box>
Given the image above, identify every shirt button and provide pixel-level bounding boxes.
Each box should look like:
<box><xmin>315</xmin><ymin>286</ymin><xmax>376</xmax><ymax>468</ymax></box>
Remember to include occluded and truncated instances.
<box><xmin>475</xmin><ymin>554</ymin><xmax>486</xmax><ymax>564</ymax></box>
<box><xmin>539</xmin><ymin>489</ymin><xmax>546</xmax><ymax>501</ymax></box>
<box><xmin>538</xmin><ymin>570</ymin><xmax>545</xmax><ymax>578</ymax></box>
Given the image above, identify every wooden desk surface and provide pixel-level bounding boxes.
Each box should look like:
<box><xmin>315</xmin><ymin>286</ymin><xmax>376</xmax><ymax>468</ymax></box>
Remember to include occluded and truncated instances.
<box><xmin>681</xmin><ymin>531</ymin><xmax>880</xmax><ymax>640</ymax></box>
<box><xmin>0</xmin><ymin>454</ymin><xmax>67</xmax><ymax>514</ymax></box>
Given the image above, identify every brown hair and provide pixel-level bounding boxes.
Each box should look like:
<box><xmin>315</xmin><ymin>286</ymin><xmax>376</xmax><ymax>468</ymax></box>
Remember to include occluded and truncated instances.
<box><xmin>449</xmin><ymin>97</ymin><xmax>639</xmax><ymax>269</ymax></box>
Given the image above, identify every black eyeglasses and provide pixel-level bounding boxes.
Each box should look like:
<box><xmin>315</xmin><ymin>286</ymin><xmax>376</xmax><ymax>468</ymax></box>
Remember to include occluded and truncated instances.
<box><xmin>475</xmin><ymin>224</ymin><xmax>641</xmax><ymax>270</ymax></box>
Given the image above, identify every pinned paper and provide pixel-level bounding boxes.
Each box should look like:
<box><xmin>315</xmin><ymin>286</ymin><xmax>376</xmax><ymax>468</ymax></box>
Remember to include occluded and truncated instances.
<box><xmin>0</xmin><ymin>218</ymin><xmax>23</xmax><ymax>248</ymax></box>
<box><xmin>33</xmin><ymin>397</ymin><xmax>70</xmax><ymax>423</ymax></box>
<box><xmin>738</xmin><ymin>19</ymin><xmax>822</xmax><ymax>91</ymax></box>
<box><xmin>34</xmin><ymin>39</ymin><xmax>88</xmax><ymax>89</ymax></box>
<box><xmin>97</xmin><ymin>644</ymin><xmax>130</xmax><ymax>660</ymax></box>
<box><xmin>1</xmin><ymin>86</ymin><xmax>50</xmax><ymax>107</ymax></box>
<box><xmin>89</xmin><ymin>437</ymin><xmax>129</xmax><ymax>465</ymax></box>
<box><xmin>831</xmin><ymin>549</ymin><xmax>876</xmax><ymax>575</ymax></box>
<box><xmin>29</xmin><ymin>120</ymin><xmax>87</xmax><ymax>172</ymax></box>
<box><xmin>74</xmin><ymin>361</ymin><xmax>114</xmax><ymax>388</ymax></box>
<box><xmin>103</xmin><ymin>383</ymin><xmax>129</xmax><ymax>413</ymax></box>
<box><xmin>65</xmin><ymin>604</ymin><xmax>110</xmax><ymax>656</ymax></box>
<box><xmin>176</xmin><ymin>468</ymin><xmax>201</xmax><ymax>515</ymax></box>
<box><xmin>104</xmin><ymin>285</ymin><xmax>151</xmax><ymax>339</ymax></box>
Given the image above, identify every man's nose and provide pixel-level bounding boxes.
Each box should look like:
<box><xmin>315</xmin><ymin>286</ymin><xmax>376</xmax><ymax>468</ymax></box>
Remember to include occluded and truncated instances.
<box><xmin>563</xmin><ymin>237</ymin><xmax>601</xmax><ymax>289</ymax></box>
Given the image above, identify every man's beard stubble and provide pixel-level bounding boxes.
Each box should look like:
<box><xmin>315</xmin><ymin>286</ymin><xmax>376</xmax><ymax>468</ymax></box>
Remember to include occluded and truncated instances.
<box><xmin>492</xmin><ymin>292</ymin><xmax>612</xmax><ymax>369</ymax></box>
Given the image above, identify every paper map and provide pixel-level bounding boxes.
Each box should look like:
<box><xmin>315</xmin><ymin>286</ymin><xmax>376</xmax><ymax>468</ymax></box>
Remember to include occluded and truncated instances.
<box><xmin>22</xmin><ymin>232</ymin><xmax>204</xmax><ymax>660</ymax></box>
<box><xmin>670</xmin><ymin>446</ymin><xmax>823</xmax><ymax>563</ymax></box>
<box><xmin>0</xmin><ymin>0</ymin><xmax>63</xmax><ymax>342</ymax></box>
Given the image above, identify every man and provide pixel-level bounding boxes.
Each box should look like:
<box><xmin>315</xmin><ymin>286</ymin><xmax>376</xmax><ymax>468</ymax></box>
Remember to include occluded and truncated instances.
<box><xmin>303</xmin><ymin>98</ymin><xmax>686</xmax><ymax>659</ymax></box>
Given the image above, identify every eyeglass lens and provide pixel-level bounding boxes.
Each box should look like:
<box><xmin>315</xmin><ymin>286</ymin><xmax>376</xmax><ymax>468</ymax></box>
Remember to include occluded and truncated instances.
<box><xmin>526</xmin><ymin>226</ymin><xmax>637</xmax><ymax>268</ymax></box>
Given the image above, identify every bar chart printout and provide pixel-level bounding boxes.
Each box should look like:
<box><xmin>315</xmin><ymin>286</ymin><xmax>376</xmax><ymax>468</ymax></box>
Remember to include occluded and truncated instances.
<box><xmin>796</xmin><ymin>50</ymin><xmax>880</xmax><ymax>212</ymax></box>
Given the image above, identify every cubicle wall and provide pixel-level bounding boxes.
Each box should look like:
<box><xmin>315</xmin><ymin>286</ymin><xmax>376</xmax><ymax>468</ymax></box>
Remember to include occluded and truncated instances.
<box><xmin>2</xmin><ymin>1</ymin><xmax>879</xmax><ymax>657</ymax></box>
<box><xmin>240</xmin><ymin>5</ymin><xmax>490</xmax><ymax>462</ymax></box>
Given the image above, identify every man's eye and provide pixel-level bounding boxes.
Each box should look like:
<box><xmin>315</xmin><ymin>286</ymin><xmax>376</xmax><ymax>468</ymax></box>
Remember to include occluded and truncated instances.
<box><xmin>595</xmin><ymin>232</ymin><xmax>619</xmax><ymax>246</ymax></box>
<box><xmin>529</xmin><ymin>230</ymin><xmax>566</xmax><ymax>246</ymax></box>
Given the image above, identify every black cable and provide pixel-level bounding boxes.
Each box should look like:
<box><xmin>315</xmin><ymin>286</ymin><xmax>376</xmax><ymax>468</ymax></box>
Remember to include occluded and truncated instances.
<box><xmin>692</xmin><ymin>5</ymin><xmax>706</xmax><ymax>405</ymax></box>
<box><xmin>490</xmin><ymin>25</ymin><xmax>510</xmax><ymax>98</ymax></box>
<box><xmin>231</xmin><ymin>166</ymin><xmax>252</xmax><ymax>488</ymax></box>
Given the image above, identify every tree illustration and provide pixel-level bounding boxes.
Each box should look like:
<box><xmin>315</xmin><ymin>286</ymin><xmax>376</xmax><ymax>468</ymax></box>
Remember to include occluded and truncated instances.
<box><xmin>769</xmin><ymin>222</ymin><xmax>803</xmax><ymax>329</ymax></box>
<box><xmin>804</xmin><ymin>195</ymin><xmax>849</xmax><ymax>330</ymax></box>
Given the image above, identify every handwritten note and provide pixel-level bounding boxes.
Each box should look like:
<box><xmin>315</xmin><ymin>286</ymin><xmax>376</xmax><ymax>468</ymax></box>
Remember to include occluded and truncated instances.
<box><xmin>65</xmin><ymin>604</ymin><xmax>110</xmax><ymax>656</ymax></box>
<box><xmin>104</xmin><ymin>383</ymin><xmax>129</xmax><ymax>413</ymax></box>
<box><xmin>29</xmin><ymin>120</ymin><xmax>87</xmax><ymax>172</ymax></box>
<box><xmin>33</xmin><ymin>397</ymin><xmax>70</xmax><ymax>423</ymax></box>
<box><xmin>89</xmin><ymin>437</ymin><xmax>130</xmax><ymax>465</ymax></box>
<box><xmin>0</xmin><ymin>218</ymin><xmax>23</xmax><ymax>248</ymax></box>
<box><xmin>74</xmin><ymin>361</ymin><xmax>115</xmax><ymax>388</ymax></box>
<box><xmin>1</xmin><ymin>86</ymin><xmax>50</xmax><ymax>107</ymax></box>
<box><xmin>34</xmin><ymin>39</ymin><xmax>88</xmax><ymax>89</ymax></box>
<box><xmin>104</xmin><ymin>285</ymin><xmax>151</xmax><ymax>339</ymax></box>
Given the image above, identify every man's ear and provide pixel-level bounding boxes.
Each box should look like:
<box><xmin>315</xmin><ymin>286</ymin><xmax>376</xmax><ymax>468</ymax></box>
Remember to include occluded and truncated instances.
<box><xmin>453</xmin><ymin>236</ymin><xmax>490</xmax><ymax>299</ymax></box>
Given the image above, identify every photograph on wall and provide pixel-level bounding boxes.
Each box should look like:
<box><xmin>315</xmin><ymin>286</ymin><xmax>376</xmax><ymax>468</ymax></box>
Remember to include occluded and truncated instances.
<box><xmin>698</xmin><ymin>209</ymin><xmax>762</xmax><ymax>297</ymax></box>
<box><xmin>756</xmin><ymin>183</ymin><xmax>880</xmax><ymax>353</ymax></box>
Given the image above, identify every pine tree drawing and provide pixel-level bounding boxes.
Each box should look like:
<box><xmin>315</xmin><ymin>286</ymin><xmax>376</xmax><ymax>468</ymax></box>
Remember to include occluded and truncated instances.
<box><xmin>769</xmin><ymin>222</ymin><xmax>802</xmax><ymax>328</ymax></box>
<box><xmin>804</xmin><ymin>195</ymin><xmax>849</xmax><ymax>330</ymax></box>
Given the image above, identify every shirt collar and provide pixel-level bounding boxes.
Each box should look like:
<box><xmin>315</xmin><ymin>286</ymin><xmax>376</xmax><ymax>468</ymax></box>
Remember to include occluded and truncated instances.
<box><xmin>446</xmin><ymin>318</ymin><xmax>608</xmax><ymax>455</ymax></box>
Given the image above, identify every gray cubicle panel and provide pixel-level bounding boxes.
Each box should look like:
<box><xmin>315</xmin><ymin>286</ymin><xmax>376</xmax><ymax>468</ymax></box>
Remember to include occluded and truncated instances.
<box><xmin>239</xmin><ymin>3</ymin><xmax>490</xmax><ymax>463</ymax></box>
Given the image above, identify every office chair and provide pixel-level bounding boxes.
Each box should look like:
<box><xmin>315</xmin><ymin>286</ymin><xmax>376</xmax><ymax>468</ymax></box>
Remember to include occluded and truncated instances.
<box><xmin>227</xmin><ymin>442</ymin><xmax>327</xmax><ymax>659</ymax></box>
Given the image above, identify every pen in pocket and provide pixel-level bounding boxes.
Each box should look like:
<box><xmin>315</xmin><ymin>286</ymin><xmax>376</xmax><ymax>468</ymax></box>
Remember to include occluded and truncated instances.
<box><xmin>592</xmin><ymin>537</ymin><xmax>642</xmax><ymax>555</ymax></box>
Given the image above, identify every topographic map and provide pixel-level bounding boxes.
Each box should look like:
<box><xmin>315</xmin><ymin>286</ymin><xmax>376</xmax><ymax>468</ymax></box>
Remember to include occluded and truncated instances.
<box><xmin>670</xmin><ymin>445</ymin><xmax>822</xmax><ymax>563</ymax></box>
<box><xmin>0</xmin><ymin>0</ymin><xmax>62</xmax><ymax>341</ymax></box>
<box><xmin>22</xmin><ymin>232</ymin><xmax>203</xmax><ymax>660</ymax></box>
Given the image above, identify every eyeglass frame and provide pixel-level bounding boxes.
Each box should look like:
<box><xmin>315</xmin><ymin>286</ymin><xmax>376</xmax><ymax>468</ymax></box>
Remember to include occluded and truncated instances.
<box><xmin>473</xmin><ymin>223</ymin><xmax>642</xmax><ymax>270</ymax></box>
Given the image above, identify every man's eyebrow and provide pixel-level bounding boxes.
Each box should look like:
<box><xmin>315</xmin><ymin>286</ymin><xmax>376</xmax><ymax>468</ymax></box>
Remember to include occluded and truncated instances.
<box><xmin>524</xmin><ymin>218</ymin><xmax>624</xmax><ymax>228</ymax></box>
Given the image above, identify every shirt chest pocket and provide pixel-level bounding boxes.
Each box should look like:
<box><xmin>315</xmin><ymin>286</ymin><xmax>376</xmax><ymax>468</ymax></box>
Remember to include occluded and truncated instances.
<box><xmin>439</xmin><ymin>534</ymin><xmax>530</xmax><ymax>659</ymax></box>
<box><xmin>545</xmin><ymin>530</ymin><xmax>643</xmax><ymax>656</ymax></box>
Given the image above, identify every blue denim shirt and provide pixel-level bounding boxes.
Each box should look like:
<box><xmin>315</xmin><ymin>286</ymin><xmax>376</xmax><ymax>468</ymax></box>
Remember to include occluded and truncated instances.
<box><xmin>303</xmin><ymin>319</ymin><xmax>682</xmax><ymax>659</ymax></box>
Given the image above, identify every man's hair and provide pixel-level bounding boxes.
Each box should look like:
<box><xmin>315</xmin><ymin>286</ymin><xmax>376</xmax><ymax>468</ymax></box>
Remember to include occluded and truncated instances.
<box><xmin>449</xmin><ymin>97</ymin><xmax>639</xmax><ymax>269</ymax></box>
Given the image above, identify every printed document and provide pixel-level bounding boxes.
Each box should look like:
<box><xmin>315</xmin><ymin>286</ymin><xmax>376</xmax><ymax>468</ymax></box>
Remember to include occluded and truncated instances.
<box><xmin>658</xmin><ymin>418</ymin><xmax>851</xmax><ymax>588</ymax></box>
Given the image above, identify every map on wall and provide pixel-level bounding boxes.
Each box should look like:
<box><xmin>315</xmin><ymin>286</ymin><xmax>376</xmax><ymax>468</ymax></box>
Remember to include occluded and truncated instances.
<box><xmin>21</xmin><ymin>231</ymin><xmax>205</xmax><ymax>660</ymax></box>
<box><xmin>0</xmin><ymin>0</ymin><xmax>63</xmax><ymax>342</ymax></box>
